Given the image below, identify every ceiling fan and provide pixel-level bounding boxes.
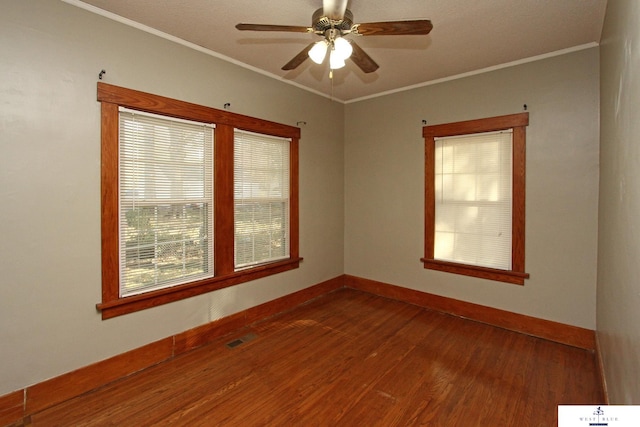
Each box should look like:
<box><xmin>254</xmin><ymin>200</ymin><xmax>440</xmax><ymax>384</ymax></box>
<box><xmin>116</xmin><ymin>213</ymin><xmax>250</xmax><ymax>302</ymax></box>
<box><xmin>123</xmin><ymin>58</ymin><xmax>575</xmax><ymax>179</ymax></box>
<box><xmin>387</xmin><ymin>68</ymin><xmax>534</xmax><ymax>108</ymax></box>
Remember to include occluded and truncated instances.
<box><xmin>235</xmin><ymin>0</ymin><xmax>433</xmax><ymax>74</ymax></box>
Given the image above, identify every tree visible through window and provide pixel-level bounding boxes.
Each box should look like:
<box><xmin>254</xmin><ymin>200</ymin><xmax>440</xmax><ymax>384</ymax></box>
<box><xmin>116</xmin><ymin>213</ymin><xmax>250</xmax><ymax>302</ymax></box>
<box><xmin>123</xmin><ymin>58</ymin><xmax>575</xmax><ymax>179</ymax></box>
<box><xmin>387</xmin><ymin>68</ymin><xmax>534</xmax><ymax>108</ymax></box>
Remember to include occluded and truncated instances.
<box><xmin>422</xmin><ymin>113</ymin><xmax>529</xmax><ymax>285</ymax></box>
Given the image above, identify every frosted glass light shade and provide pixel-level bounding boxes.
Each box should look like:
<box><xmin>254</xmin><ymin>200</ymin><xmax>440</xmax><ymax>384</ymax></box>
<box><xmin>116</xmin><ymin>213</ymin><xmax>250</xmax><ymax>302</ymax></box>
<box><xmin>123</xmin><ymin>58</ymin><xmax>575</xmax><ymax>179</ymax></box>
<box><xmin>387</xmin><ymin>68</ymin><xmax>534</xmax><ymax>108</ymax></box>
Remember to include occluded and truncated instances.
<box><xmin>329</xmin><ymin>50</ymin><xmax>346</xmax><ymax>69</ymax></box>
<box><xmin>333</xmin><ymin>37</ymin><xmax>353</xmax><ymax>60</ymax></box>
<box><xmin>308</xmin><ymin>41</ymin><xmax>328</xmax><ymax>64</ymax></box>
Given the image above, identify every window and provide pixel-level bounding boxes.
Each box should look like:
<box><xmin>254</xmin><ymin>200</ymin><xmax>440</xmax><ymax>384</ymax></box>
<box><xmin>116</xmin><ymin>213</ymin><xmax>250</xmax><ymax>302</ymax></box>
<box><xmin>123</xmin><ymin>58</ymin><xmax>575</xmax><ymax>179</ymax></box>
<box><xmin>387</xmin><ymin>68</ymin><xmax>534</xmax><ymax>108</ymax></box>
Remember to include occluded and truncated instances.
<box><xmin>234</xmin><ymin>130</ymin><xmax>290</xmax><ymax>269</ymax></box>
<box><xmin>421</xmin><ymin>113</ymin><xmax>529</xmax><ymax>285</ymax></box>
<box><xmin>98</xmin><ymin>83</ymin><xmax>301</xmax><ymax>318</ymax></box>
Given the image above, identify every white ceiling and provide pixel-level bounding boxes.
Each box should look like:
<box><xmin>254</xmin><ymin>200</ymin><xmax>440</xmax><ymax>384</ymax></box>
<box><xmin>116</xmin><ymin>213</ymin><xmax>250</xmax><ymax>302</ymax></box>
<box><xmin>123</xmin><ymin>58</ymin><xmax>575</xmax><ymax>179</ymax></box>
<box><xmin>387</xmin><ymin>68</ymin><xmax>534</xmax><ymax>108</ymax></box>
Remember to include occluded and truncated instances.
<box><xmin>71</xmin><ymin>0</ymin><xmax>607</xmax><ymax>103</ymax></box>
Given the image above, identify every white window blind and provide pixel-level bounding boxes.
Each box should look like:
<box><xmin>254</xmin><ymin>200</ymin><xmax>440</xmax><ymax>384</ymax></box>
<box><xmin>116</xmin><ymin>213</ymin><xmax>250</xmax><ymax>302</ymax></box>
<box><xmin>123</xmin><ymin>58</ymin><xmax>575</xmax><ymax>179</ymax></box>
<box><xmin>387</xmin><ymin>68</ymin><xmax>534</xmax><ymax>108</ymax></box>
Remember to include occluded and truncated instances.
<box><xmin>119</xmin><ymin>108</ymin><xmax>214</xmax><ymax>297</ymax></box>
<box><xmin>234</xmin><ymin>129</ymin><xmax>290</xmax><ymax>270</ymax></box>
<box><xmin>434</xmin><ymin>130</ymin><xmax>513</xmax><ymax>270</ymax></box>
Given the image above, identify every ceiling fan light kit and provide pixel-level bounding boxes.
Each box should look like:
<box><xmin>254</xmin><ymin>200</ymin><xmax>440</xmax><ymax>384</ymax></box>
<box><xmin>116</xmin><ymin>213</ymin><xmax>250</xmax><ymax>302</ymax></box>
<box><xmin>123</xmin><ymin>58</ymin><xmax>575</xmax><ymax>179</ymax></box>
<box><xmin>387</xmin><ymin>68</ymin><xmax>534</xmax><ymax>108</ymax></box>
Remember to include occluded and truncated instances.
<box><xmin>310</xmin><ymin>33</ymin><xmax>353</xmax><ymax>69</ymax></box>
<box><xmin>235</xmin><ymin>0</ymin><xmax>432</xmax><ymax>74</ymax></box>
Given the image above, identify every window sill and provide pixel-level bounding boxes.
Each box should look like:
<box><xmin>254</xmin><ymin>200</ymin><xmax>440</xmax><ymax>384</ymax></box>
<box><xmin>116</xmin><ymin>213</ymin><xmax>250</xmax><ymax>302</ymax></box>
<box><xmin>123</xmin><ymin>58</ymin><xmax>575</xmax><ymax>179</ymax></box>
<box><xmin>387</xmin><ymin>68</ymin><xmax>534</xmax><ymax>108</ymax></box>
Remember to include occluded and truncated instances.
<box><xmin>97</xmin><ymin>257</ymin><xmax>303</xmax><ymax>319</ymax></box>
<box><xmin>421</xmin><ymin>258</ymin><xmax>528</xmax><ymax>285</ymax></box>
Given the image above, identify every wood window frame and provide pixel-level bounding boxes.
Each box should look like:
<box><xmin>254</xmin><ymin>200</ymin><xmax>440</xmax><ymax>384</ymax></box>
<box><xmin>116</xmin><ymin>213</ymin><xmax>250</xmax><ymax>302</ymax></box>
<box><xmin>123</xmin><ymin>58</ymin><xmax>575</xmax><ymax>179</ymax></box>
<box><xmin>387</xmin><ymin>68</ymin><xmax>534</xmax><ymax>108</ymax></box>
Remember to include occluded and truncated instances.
<box><xmin>98</xmin><ymin>83</ymin><xmax>301</xmax><ymax>319</ymax></box>
<box><xmin>421</xmin><ymin>113</ymin><xmax>529</xmax><ymax>285</ymax></box>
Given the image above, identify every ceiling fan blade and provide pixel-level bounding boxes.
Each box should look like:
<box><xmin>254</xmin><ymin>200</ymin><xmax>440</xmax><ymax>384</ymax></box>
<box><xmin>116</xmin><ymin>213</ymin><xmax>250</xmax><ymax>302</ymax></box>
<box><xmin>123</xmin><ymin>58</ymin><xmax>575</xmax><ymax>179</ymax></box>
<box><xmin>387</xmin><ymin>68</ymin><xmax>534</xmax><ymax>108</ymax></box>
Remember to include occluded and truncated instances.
<box><xmin>236</xmin><ymin>23</ymin><xmax>312</xmax><ymax>33</ymax></box>
<box><xmin>350</xmin><ymin>41</ymin><xmax>379</xmax><ymax>73</ymax></box>
<box><xmin>323</xmin><ymin>0</ymin><xmax>348</xmax><ymax>21</ymax></box>
<box><xmin>282</xmin><ymin>43</ymin><xmax>315</xmax><ymax>71</ymax></box>
<box><xmin>353</xmin><ymin>20</ymin><xmax>433</xmax><ymax>36</ymax></box>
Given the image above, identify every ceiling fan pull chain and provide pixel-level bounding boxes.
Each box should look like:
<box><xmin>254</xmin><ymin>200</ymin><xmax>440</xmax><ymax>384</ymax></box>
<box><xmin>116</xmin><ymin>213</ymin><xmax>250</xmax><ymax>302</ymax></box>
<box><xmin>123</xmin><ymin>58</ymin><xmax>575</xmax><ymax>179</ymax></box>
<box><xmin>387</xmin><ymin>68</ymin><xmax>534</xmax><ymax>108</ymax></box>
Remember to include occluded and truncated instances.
<box><xmin>330</xmin><ymin>69</ymin><xmax>335</xmax><ymax>100</ymax></box>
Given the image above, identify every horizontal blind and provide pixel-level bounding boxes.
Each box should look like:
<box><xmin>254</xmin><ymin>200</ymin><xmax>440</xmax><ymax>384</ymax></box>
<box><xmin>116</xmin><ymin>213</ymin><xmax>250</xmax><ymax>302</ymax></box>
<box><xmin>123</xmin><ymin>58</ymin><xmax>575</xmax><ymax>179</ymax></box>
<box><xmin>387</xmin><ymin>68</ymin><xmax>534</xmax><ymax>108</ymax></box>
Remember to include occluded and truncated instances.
<box><xmin>234</xmin><ymin>129</ymin><xmax>290</xmax><ymax>270</ymax></box>
<box><xmin>434</xmin><ymin>130</ymin><xmax>512</xmax><ymax>270</ymax></box>
<box><xmin>119</xmin><ymin>108</ymin><xmax>214</xmax><ymax>296</ymax></box>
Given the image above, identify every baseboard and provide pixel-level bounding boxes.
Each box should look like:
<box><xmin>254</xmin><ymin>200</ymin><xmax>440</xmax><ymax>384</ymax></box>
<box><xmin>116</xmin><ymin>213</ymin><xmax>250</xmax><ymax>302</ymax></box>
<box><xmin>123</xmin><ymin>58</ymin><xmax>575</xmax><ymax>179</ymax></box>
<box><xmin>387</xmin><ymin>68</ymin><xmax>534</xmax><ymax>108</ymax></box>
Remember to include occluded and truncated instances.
<box><xmin>594</xmin><ymin>333</ymin><xmax>610</xmax><ymax>403</ymax></box>
<box><xmin>344</xmin><ymin>274</ymin><xmax>596</xmax><ymax>350</ymax></box>
<box><xmin>2</xmin><ymin>276</ymin><xmax>344</xmax><ymax>425</ymax></box>
<box><xmin>0</xmin><ymin>391</ymin><xmax>23</xmax><ymax>427</ymax></box>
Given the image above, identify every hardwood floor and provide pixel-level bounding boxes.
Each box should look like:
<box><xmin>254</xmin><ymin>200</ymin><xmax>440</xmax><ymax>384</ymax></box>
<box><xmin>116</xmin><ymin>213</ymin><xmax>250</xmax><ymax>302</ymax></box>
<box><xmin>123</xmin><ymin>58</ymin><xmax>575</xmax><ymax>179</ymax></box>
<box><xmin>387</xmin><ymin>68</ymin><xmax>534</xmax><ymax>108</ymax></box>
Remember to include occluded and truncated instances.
<box><xmin>23</xmin><ymin>289</ymin><xmax>603</xmax><ymax>426</ymax></box>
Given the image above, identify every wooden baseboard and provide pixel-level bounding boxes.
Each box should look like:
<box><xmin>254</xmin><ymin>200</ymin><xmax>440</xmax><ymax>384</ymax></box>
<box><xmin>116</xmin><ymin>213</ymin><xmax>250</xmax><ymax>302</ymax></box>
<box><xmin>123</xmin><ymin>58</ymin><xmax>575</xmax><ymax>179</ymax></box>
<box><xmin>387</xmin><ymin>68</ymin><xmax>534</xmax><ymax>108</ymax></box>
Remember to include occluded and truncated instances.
<box><xmin>2</xmin><ymin>276</ymin><xmax>344</xmax><ymax>424</ymax></box>
<box><xmin>0</xmin><ymin>391</ymin><xmax>23</xmax><ymax>427</ymax></box>
<box><xmin>26</xmin><ymin>338</ymin><xmax>174</xmax><ymax>415</ymax></box>
<box><xmin>595</xmin><ymin>333</ymin><xmax>610</xmax><ymax>404</ymax></box>
<box><xmin>344</xmin><ymin>274</ymin><xmax>596</xmax><ymax>350</ymax></box>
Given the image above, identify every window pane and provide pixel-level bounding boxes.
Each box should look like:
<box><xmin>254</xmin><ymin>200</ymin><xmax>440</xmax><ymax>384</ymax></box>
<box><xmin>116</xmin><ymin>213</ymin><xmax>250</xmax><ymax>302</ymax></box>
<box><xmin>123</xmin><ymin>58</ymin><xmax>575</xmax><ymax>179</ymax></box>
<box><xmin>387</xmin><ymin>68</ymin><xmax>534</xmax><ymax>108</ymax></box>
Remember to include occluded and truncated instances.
<box><xmin>122</xmin><ymin>203</ymin><xmax>212</xmax><ymax>294</ymax></box>
<box><xmin>234</xmin><ymin>130</ymin><xmax>290</xmax><ymax>269</ymax></box>
<box><xmin>119</xmin><ymin>110</ymin><xmax>214</xmax><ymax>296</ymax></box>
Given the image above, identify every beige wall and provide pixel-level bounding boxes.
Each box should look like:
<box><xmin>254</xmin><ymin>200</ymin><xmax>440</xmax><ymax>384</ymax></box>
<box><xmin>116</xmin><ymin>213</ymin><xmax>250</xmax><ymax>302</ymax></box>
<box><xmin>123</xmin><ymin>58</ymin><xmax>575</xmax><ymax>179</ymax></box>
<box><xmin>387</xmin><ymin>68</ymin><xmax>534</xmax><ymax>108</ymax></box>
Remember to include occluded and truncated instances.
<box><xmin>0</xmin><ymin>0</ymin><xmax>344</xmax><ymax>396</ymax></box>
<box><xmin>344</xmin><ymin>48</ymin><xmax>600</xmax><ymax>330</ymax></box>
<box><xmin>598</xmin><ymin>0</ymin><xmax>640</xmax><ymax>404</ymax></box>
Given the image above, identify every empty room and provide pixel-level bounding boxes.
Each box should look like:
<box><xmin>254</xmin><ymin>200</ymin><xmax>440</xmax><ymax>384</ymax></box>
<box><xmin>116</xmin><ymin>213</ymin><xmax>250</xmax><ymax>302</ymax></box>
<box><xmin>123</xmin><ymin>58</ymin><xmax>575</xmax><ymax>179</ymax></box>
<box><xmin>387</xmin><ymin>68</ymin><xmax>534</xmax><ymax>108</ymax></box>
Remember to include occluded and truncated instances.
<box><xmin>1</xmin><ymin>0</ymin><xmax>638</xmax><ymax>425</ymax></box>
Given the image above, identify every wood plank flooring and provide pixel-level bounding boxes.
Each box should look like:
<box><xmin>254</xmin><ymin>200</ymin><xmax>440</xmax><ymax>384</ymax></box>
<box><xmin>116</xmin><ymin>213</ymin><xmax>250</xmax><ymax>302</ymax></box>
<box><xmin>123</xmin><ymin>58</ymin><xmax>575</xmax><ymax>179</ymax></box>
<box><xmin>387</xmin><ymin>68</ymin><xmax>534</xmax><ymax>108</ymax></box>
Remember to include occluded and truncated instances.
<box><xmin>22</xmin><ymin>289</ymin><xmax>604</xmax><ymax>426</ymax></box>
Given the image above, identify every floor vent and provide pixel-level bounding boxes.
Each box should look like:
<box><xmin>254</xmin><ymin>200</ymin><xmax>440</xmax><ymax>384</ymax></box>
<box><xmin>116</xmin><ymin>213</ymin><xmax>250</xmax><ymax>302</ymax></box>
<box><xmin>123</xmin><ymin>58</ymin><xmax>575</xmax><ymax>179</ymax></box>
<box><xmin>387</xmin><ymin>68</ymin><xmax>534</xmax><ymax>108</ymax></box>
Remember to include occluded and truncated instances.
<box><xmin>225</xmin><ymin>332</ymin><xmax>257</xmax><ymax>349</ymax></box>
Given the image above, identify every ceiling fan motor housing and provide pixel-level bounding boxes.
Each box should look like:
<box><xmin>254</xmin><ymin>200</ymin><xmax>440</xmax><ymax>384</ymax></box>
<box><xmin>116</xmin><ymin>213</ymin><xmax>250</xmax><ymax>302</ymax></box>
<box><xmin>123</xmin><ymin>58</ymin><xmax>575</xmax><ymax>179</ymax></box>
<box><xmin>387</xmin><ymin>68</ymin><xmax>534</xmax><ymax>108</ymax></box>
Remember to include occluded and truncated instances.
<box><xmin>312</xmin><ymin>8</ymin><xmax>353</xmax><ymax>35</ymax></box>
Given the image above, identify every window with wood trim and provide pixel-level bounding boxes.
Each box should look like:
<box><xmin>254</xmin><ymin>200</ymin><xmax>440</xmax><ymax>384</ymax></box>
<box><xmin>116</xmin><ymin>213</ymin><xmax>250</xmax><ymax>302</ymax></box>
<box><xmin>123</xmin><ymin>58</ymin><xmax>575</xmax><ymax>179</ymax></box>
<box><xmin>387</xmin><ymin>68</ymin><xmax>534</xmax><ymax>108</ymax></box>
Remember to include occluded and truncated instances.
<box><xmin>421</xmin><ymin>113</ymin><xmax>529</xmax><ymax>285</ymax></box>
<box><xmin>98</xmin><ymin>83</ymin><xmax>301</xmax><ymax>319</ymax></box>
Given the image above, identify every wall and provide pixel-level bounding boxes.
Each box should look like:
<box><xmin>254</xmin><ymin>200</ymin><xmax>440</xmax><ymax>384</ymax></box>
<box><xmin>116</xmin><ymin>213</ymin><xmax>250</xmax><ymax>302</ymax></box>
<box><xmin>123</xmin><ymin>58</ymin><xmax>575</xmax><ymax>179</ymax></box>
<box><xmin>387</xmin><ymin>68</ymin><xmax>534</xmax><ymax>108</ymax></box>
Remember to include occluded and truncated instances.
<box><xmin>345</xmin><ymin>48</ymin><xmax>600</xmax><ymax>330</ymax></box>
<box><xmin>597</xmin><ymin>0</ymin><xmax>640</xmax><ymax>404</ymax></box>
<box><xmin>0</xmin><ymin>0</ymin><xmax>344</xmax><ymax>396</ymax></box>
